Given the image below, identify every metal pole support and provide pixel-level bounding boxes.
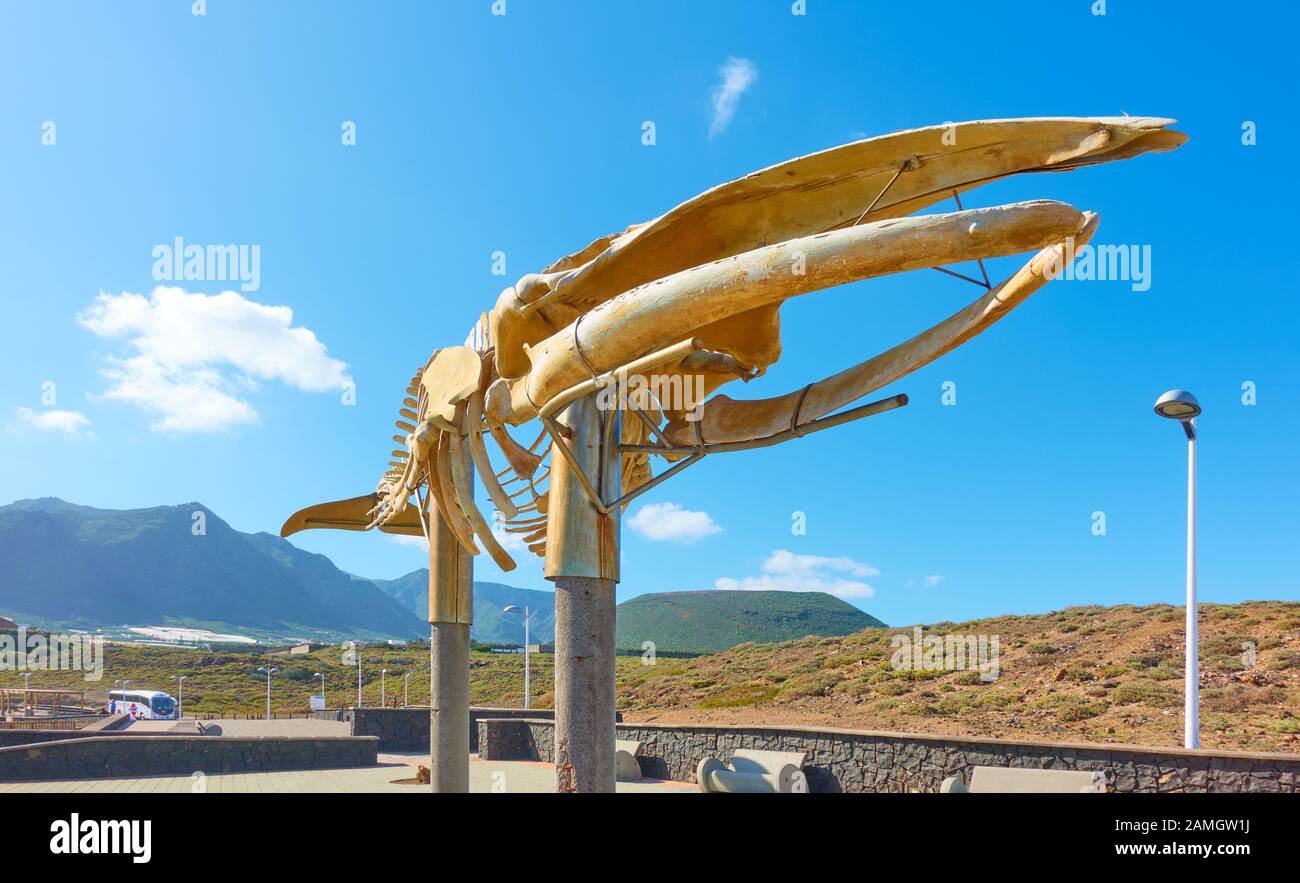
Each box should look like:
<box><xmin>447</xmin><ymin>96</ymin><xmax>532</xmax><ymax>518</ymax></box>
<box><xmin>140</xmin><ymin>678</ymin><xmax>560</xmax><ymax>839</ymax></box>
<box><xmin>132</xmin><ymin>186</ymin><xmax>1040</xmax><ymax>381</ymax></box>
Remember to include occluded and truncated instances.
<box><xmin>428</xmin><ymin>452</ymin><xmax>474</xmax><ymax>793</ymax></box>
<box><xmin>546</xmin><ymin>394</ymin><xmax>620</xmax><ymax>793</ymax></box>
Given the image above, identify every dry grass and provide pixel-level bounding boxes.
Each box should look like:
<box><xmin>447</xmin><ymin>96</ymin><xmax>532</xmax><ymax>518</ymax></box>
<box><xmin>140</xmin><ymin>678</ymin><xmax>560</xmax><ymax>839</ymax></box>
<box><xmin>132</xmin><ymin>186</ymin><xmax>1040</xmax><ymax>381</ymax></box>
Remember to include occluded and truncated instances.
<box><xmin>615</xmin><ymin>601</ymin><xmax>1300</xmax><ymax>753</ymax></box>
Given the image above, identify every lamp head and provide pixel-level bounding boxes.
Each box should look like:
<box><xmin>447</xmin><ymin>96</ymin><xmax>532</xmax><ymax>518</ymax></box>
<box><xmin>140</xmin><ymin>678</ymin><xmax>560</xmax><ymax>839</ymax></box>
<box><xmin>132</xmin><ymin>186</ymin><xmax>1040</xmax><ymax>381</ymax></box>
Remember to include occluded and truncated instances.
<box><xmin>1154</xmin><ymin>389</ymin><xmax>1201</xmax><ymax>421</ymax></box>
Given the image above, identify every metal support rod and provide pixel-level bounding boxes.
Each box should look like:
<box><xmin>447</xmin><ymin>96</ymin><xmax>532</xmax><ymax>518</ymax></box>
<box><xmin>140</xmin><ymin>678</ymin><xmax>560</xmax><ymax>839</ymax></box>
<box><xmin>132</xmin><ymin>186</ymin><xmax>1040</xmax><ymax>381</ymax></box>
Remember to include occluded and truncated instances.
<box><xmin>621</xmin><ymin>393</ymin><xmax>909</xmax><ymax>457</ymax></box>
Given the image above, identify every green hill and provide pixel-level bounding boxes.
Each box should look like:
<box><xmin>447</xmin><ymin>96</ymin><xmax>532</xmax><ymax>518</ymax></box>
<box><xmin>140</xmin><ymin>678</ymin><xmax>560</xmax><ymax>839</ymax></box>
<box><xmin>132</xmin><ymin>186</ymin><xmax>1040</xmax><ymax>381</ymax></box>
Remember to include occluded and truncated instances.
<box><xmin>615</xmin><ymin>590</ymin><xmax>885</xmax><ymax>655</ymax></box>
<box><xmin>0</xmin><ymin>497</ymin><xmax>425</xmax><ymax>641</ymax></box>
<box><xmin>371</xmin><ymin>572</ymin><xmax>556</xmax><ymax>644</ymax></box>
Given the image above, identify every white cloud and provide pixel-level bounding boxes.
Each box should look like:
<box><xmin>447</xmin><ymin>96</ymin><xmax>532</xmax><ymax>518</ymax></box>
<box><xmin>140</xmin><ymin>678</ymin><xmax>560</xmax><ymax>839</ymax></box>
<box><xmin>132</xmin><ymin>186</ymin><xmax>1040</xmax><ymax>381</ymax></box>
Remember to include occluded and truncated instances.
<box><xmin>627</xmin><ymin>502</ymin><xmax>722</xmax><ymax>543</ymax></box>
<box><xmin>386</xmin><ymin>534</ymin><xmax>427</xmax><ymax>548</ymax></box>
<box><xmin>708</xmin><ymin>57</ymin><xmax>757</xmax><ymax>138</ymax></box>
<box><xmin>15</xmin><ymin>407</ymin><xmax>91</xmax><ymax>435</ymax></box>
<box><xmin>492</xmin><ymin>525</ymin><xmax>531</xmax><ymax>556</ymax></box>
<box><xmin>922</xmin><ymin>574</ymin><xmax>944</xmax><ymax>588</ymax></box>
<box><xmin>78</xmin><ymin>286</ymin><xmax>351</xmax><ymax>433</ymax></box>
<box><xmin>714</xmin><ymin>548</ymin><xmax>878</xmax><ymax>599</ymax></box>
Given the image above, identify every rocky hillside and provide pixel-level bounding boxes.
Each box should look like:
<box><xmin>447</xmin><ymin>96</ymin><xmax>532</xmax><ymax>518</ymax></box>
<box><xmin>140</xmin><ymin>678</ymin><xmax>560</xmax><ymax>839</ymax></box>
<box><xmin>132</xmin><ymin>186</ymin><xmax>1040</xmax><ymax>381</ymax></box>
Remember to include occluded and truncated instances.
<box><xmin>0</xmin><ymin>498</ymin><xmax>425</xmax><ymax>640</ymax></box>
<box><xmin>615</xmin><ymin>601</ymin><xmax>1300</xmax><ymax>752</ymax></box>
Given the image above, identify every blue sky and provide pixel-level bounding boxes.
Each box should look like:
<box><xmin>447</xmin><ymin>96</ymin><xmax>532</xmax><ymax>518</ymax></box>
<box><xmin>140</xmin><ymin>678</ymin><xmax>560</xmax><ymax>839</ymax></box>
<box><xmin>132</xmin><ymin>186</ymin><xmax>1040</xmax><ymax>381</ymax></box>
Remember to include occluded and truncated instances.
<box><xmin>2</xmin><ymin>1</ymin><xmax>1296</xmax><ymax>627</ymax></box>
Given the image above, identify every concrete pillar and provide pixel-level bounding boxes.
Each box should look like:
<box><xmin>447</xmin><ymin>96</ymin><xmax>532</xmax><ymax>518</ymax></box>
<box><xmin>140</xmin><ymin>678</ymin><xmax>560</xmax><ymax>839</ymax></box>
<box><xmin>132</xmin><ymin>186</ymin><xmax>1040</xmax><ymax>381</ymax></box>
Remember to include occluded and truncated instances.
<box><xmin>427</xmin><ymin>455</ymin><xmax>473</xmax><ymax>793</ymax></box>
<box><xmin>545</xmin><ymin>395</ymin><xmax>620</xmax><ymax>793</ymax></box>
<box><xmin>429</xmin><ymin>620</ymin><xmax>470</xmax><ymax>792</ymax></box>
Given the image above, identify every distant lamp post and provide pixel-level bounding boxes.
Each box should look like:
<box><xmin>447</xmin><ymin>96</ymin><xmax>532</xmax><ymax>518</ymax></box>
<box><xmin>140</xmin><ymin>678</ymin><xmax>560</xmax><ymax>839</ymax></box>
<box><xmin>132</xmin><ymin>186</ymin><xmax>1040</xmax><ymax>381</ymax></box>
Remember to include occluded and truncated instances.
<box><xmin>381</xmin><ymin>669</ymin><xmax>389</xmax><ymax>707</ymax></box>
<box><xmin>314</xmin><ymin>671</ymin><xmax>326</xmax><ymax>707</ymax></box>
<box><xmin>502</xmin><ymin>605</ymin><xmax>532</xmax><ymax>710</ymax></box>
<box><xmin>403</xmin><ymin>671</ymin><xmax>412</xmax><ymax>708</ymax></box>
<box><xmin>171</xmin><ymin>675</ymin><xmax>187</xmax><ymax>720</ymax></box>
<box><xmin>256</xmin><ymin>666</ymin><xmax>280</xmax><ymax>721</ymax></box>
<box><xmin>1154</xmin><ymin>389</ymin><xmax>1201</xmax><ymax>749</ymax></box>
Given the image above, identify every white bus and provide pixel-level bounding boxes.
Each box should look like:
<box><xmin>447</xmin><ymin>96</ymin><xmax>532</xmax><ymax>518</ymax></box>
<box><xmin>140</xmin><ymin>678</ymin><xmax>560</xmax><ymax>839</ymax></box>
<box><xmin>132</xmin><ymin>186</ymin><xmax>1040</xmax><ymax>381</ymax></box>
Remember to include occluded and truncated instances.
<box><xmin>108</xmin><ymin>690</ymin><xmax>177</xmax><ymax>721</ymax></box>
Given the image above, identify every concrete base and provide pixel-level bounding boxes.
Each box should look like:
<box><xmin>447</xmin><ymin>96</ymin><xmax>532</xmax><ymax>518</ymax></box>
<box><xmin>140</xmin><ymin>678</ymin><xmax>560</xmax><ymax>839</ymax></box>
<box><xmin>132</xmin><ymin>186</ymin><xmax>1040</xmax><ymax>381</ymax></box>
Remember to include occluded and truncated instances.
<box><xmin>429</xmin><ymin>622</ymin><xmax>470</xmax><ymax>793</ymax></box>
<box><xmin>552</xmin><ymin>575</ymin><xmax>617</xmax><ymax>793</ymax></box>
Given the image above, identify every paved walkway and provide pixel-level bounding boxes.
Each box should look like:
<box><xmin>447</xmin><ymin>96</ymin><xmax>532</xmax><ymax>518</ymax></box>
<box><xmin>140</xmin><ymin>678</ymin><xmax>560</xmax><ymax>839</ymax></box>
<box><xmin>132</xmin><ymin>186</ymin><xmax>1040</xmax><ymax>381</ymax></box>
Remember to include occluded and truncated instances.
<box><xmin>0</xmin><ymin>753</ymin><xmax>697</xmax><ymax>793</ymax></box>
<box><xmin>168</xmin><ymin>718</ymin><xmax>351</xmax><ymax>737</ymax></box>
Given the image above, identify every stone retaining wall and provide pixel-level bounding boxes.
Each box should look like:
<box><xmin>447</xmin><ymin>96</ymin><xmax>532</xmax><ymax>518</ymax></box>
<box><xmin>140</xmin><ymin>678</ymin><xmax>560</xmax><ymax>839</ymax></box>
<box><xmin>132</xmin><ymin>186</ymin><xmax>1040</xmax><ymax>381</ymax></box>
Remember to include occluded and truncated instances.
<box><xmin>350</xmin><ymin>706</ymin><xmax>559</xmax><ymax>752</ymax></box>
<box><xmin>477</xmin><ymin>718</ymin><xmax>1300</xmax><ymax>793</ymax></box>
<box><xmin>0</xmin><ymin>735</ymin><xmax>379</xmax><ymax>781</ymax></box>
<box><xmin>0</xmin><ymin>714</ymin><xmax>131</xmax><ymax>748</ymax></box>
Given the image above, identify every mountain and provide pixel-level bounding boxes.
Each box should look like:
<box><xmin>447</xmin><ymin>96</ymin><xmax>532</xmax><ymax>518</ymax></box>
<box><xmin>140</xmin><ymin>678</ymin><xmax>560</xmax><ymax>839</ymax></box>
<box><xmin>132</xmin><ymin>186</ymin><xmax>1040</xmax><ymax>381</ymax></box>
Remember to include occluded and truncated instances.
<box><xmin>615</xmin><ymin>590</ymin><xmax>886</xmax><ymax>655</ymax></box>
<box><xmin>371</xmin><ymin>570</ymin><xmax>556</xmax><ymax>645</ymax></box>
<box><xmin>0</xmin><ymin>498</ymin><xmax>425</xmax><ymax>640</ymax></box>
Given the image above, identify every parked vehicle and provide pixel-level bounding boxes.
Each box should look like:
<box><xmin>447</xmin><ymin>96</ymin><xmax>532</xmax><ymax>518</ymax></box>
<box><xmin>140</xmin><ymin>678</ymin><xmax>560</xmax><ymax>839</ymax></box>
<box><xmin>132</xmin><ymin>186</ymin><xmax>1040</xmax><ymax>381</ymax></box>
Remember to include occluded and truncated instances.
<box><xmin>108</xmin><ymin>690</ymin><xmax>177</xmax><ymax>721</ymax></box>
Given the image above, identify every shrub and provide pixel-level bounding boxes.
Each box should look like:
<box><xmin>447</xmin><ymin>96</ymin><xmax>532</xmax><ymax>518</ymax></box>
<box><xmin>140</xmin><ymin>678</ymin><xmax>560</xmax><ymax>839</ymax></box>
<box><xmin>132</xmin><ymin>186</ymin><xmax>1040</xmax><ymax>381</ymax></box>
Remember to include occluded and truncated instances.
<box><xmin>779</xmin><ymin>671</ymin><xmax>843</xmax><ymax>699</ymax></box>
<box><xmin>1052</xmin><ymin>696</ymin><xmax>1106</xmax><ymax>722</ymax></box>
<box><xmin>1112</xmin><ymin>681</ymin><xmax>1180</xmax><ymax>708</ymax></box>
<box><xmin>1056</xmin><ymin>665</ymin><xmax>1097</xmax><ymax>683</ymax></box>
<box><xmin>1138</xmin><ymin>662</ymin><xmax>1183</xmax><ymax>681</ymax></box>
<box><xmin>699</xmin><ymin>683</ymin><xmax>778</xmax><ymax>709</ymax></box>
<box><xmin>1128</xmin><ymin>653</ymin><xmax>1165</xmax><ymax>670</ymax></box>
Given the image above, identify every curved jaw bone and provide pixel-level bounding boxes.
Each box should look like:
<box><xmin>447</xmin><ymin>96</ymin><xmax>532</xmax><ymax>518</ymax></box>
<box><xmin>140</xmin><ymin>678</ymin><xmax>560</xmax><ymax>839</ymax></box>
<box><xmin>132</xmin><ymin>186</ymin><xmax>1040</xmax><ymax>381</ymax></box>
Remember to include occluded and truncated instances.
<box><xmin>486</xmin><ymin>199</ymin><xmax>1092</xmax><ymax>426</ymax></box>
<box><xmin>281</xmin><ymin>116</ymin><xmax>1183</xmax><ymax>560</ymax></box>
<box><xmin>659</xmin><ymin>212</ymin><xmax>1101</xmax><ymax>449</ymax></box>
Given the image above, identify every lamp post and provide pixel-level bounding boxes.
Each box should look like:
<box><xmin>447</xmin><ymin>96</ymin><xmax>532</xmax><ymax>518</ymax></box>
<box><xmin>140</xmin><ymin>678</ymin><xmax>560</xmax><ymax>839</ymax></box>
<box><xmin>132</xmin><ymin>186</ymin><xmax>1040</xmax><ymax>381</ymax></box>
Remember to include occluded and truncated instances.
<box><xmin>314</xmin><ymin>671</ymin><xmax>326</xmax><ymax>708</ymax></box>
<box><xmin>381</xmin><ymin>669</ymin><xmax>388</xmax><ymax>707</ymax></box>
<box><xmin>1154</xmin><ymin>389</ymin><xmax>1201</xmax><ymax>749</ymax></box>
<box><xmin>20</xmin><ymin>672</ymin><xmax>31</xmax><ymax>715</ymax></box>
<box><xmin>502</xmin><ymin>605</ymin><xmax>532</xmax><ymax>710</ymax></box>
<box><xmin>403</xmin><ymin>671</ymin><xmax>412</xmax><ymax>708</ymax></box>
<box><xmin>171</xmin><ymin>675</ymin><xmax>187</xmax><ymax>720</ymax></box>
<box><xmin>256</xmin><ymin>666</ymin><xmax>279</xmax><ymax>720</ymax></box>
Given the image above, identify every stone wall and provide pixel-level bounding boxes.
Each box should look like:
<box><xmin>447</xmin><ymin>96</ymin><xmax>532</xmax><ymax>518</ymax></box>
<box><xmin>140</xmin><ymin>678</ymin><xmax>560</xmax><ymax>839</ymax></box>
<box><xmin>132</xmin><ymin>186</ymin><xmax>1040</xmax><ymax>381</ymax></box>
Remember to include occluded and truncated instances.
<box><xmin>0</xmin><ymin>714</ymin><xmax>131</xmax><ymax>748</ymax></box>
<box><xmin>310</xmin><ymin>709</ymin><xmax>352</xmax><ymax>723</ymax></box>
<box><xmin>350</xmin><ymin>706</ymin><xmax>558</xmax><ymax>752</ymax></box>
<box><xmin>477</xmin><ymin>718</ymin><xmax>1300</xmax><ymax>794</ymax></box>
<box><xmin>0</xmin><ymin>735</ymin><xmax>379</xmax><ymax>782</ymax></box>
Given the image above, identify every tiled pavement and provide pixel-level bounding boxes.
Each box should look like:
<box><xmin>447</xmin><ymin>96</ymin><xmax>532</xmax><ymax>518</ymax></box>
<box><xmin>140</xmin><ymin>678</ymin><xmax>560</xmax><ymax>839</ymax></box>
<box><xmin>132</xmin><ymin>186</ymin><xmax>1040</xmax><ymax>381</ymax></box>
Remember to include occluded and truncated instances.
<box><xmin>0</xmin><ymin>754</ymin><xmax>697</xmax><ymax>793</ymax></box>
<box><xmin>0</xmin><ymin>719</ymin><xmax>698</xmax><ymax>793</ymax></box>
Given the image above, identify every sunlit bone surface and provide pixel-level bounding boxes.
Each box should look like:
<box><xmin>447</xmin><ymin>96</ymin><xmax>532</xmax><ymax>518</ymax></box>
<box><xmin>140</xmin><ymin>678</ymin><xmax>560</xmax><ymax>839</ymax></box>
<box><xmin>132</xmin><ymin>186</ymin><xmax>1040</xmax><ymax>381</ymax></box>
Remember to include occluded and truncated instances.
<box><xmin>283</xmin><ymin>116</ymin><xmax>1185</xmax><ymax>572</ymax></box>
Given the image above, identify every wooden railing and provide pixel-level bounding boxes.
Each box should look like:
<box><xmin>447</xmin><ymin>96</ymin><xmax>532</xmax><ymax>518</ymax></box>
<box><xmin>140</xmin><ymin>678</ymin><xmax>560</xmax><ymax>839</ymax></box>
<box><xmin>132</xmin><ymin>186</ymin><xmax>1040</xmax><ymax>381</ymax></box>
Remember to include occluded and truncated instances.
<box><xmin>0</xmin><ymin>718</ymin><xmax>85</xmax><ymax>730</ymax></box>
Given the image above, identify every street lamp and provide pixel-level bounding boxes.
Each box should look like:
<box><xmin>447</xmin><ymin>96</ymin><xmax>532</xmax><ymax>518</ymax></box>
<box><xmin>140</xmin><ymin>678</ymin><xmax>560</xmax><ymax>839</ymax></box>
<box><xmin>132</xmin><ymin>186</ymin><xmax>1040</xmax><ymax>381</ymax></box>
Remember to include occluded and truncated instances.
<box><xmin>502</xmin><ymin>605</ymin><xmax>532</xmax><ymax>710</ymax></box>
<box><xmin>171</xmin><ymin>675</ymin><xmax>187</xmax><ymax>720</ymax></box>
<box><xmin>256</xmin><ymin>666</ymin><xmax>280</xmax><ymax>720</ymax></box>
<box><xmin>314</xmin><ymin>671</ymin><xmax>326</xmax><ymax>707</ymax></box>
<box><xmin>403</xmin><ymin>671</ymin><xmax>412</xmax><ymax>708</ymax></box>
<box><xmin>355</xmin><ymin>647</ymin><xmax>362</xmax><ymax>708</ymax></box>
<box><xmin>1154</xmin><ymin>389</ymin><xmax>1201</xmax><ymax>749</ymax></box>
<box><xmin>381</xmin><ymin>669</ymin><xmax>388</xmax><ymax>707</ymax></box>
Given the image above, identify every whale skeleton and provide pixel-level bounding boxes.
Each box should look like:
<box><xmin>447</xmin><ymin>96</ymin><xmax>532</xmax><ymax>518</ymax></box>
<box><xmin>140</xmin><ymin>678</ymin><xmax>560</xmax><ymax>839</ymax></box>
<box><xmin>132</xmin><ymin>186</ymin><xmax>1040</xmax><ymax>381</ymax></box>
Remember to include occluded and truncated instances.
<box><xmin>282</xmin><ymin>116</ymin><xmax>1185</xmax><ymax>569</ymax></box>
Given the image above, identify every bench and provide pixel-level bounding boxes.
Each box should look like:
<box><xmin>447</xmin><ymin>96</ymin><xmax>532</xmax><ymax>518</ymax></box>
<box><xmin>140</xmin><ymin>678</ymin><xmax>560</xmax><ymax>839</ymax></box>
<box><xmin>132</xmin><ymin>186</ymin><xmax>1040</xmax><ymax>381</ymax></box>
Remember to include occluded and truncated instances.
<box><xmin>940</xmin><ymin>766</ymin><xmax>1106</xmax><ymax>793</ymax></box>
<box><xmin>615</xmin><ymin>740</ymin><xmax>642</xmax><ymax>782</ymax></box>
<box><xmin>697</xmin><ymin>749</ymin><xmax>809</xmax><ymax>793</ymax></box>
